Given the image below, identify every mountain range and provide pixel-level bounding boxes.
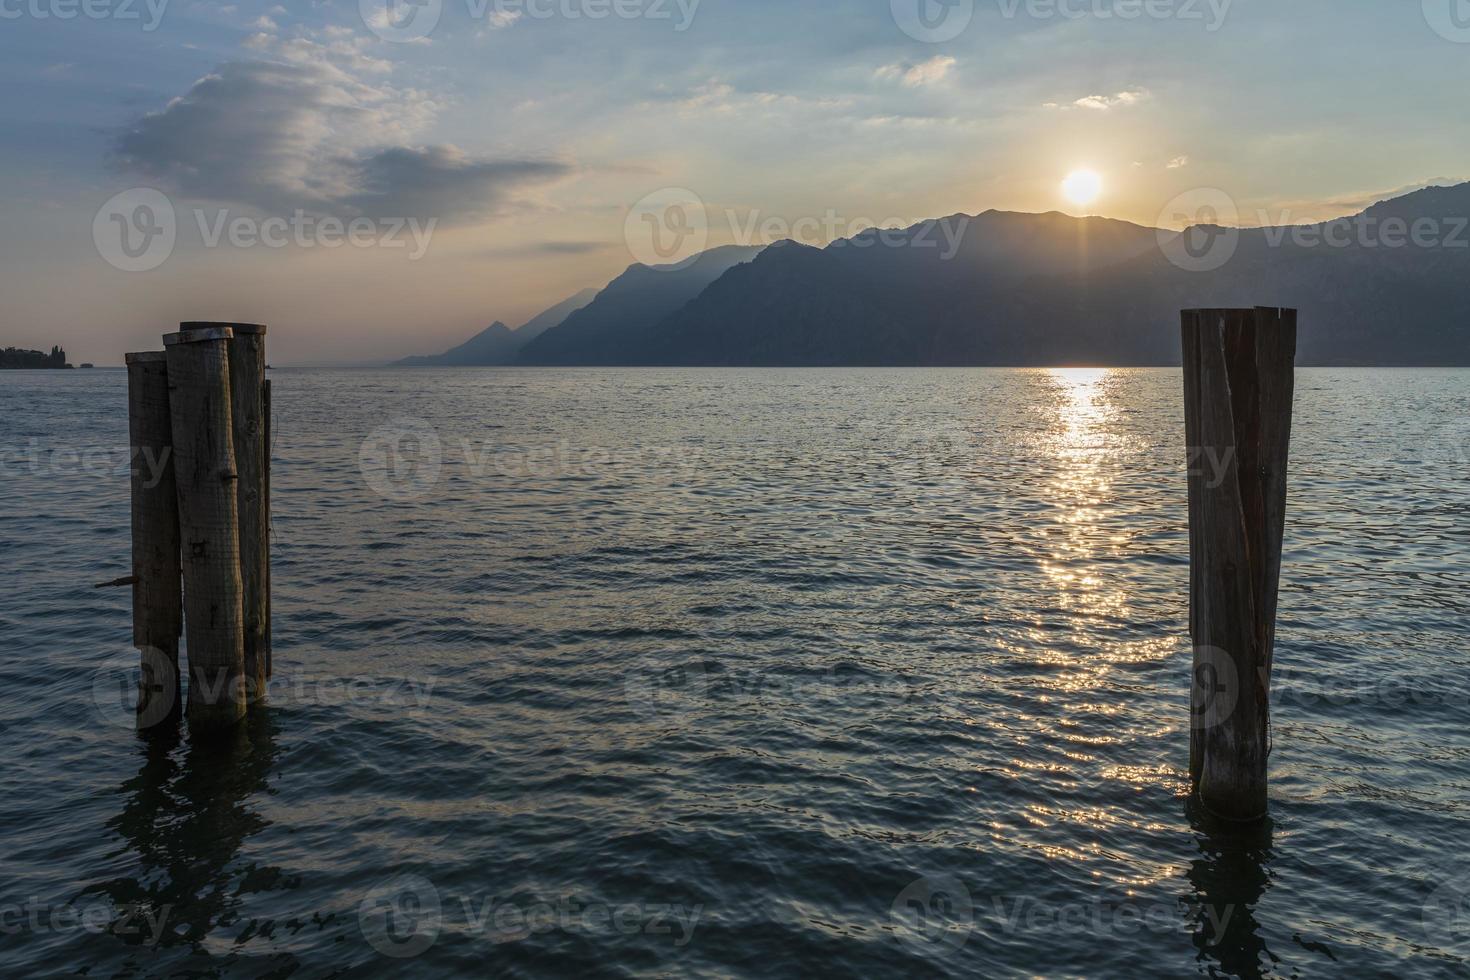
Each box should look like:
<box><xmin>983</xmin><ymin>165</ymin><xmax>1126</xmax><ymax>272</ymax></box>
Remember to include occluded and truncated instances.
<box><xmin>395</xmin><ymin>288</ymin><xmax>599</xmax><ymax>367</ymax></box>
<box><xmin>401</xmin><ymin>182</ymin><xmax>1470</xmax><ymax>367</ymax></box>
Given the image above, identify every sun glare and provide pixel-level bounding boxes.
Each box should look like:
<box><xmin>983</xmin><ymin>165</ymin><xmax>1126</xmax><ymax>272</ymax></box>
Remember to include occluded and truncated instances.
<box><xmin>1061</xmin><ymin>169</ymin><xmax>1103</xmax><ymax>207</ymax></box>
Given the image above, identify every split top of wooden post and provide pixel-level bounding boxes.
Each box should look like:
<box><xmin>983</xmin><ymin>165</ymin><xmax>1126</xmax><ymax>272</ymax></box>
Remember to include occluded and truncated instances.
<box><xmin>1182</xmin><ymin>306</ymin><xmax>1295</xmax><ymax>324</ymax></box>
<box><xmin>180</xmin><ymin>321</ymin><xmax>268</xmax><ymax>337</ymax></box>
<box><xmin>164</xmin><ymin>326</ymin><xmax>235</xmax><ymax>346</ymax></box>
<box><xmin>124</xmin><ymin>351</ymin><xmax>168</xmax><ymax>365</ymax></box>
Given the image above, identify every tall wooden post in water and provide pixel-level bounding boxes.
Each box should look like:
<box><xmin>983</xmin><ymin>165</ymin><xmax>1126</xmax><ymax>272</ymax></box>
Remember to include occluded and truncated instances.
<box><xmin>164</xmin><ymin>326</ymin><xmax>248</xmax><ymax>731</ymax></box>
<box><xmin>1182</xmin><ymin>307</ymin><xmax>1296</xmax><ymax>821</ymax></box>
<box><xmin>193</xmin><ymin>322</ymin><xmax>271</xmax><ymax>704</ymax></box>
<box><xmin>262</xmin><ymin>377</ymin><xmax>273</xmax><ymax>679</ymax></box>
<box><xmin>125</xmin><ymin>351</ymin><xmax>183</xmax><ymax>730</ymax></box>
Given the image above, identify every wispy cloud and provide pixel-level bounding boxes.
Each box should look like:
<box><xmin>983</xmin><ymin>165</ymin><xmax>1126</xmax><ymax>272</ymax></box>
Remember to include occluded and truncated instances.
<box><xmin>661</xmin><ymin>80</ymin><xmax>852</xmax><ymax>115</ymax></box>
<box><xmin>535</xmin><ymin>241</ymin><xmax>612</xmax><ymax>254</ymax></box>
<box><xmin>875</xmin><ymin>55</ymin><xmax>957</xmax><ymax>88</ymax></box>
<box><xmin>1045</xmin><ymin>88</ymin><xmax>1149</xmax><ymax>111</ymax></box>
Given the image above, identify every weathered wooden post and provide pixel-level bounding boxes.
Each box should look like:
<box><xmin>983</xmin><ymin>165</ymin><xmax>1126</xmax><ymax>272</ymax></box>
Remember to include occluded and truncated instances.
<box><xmin>262</xmin><ymin>377</ymin><xmax>273</xmax><ymax>680</ymax></box>
<box><xmin>164</xmin><ymin>325</ymin><xmax>248</xmax><ymax>732</ymax></box>
<box><xmin>190</xmin><ymin>322</ymin><xmax>271</xmax><ymax>705</ymax></box>
<box><xmin>125</xmin><ymin>351</ymin><xmax>183</xmax><ymax>730</ymax></box>
<box><xmin>1182</xmin><ymin>307</ymin><xmax>1296</xmax><ymax>821</ymax></box>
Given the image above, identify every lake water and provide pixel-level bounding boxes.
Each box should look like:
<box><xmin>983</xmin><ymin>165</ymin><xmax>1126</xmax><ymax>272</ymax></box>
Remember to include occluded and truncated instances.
<box><xmin>1</xmin><ymin>367</ymin><xmax>1467</xmax><ymax>977</ymax></box>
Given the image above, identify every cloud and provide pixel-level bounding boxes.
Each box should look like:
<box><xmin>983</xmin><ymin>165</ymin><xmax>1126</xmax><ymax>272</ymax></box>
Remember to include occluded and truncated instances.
<box><xmin>111</xmin><ymin>59</ymin><xmax>571</xmax><ymax>223</ymax></box>
<box><xmin>875</xmin><ymin>55</ymin><xmax>956</xmax><ymax>88</ymax></box>
<box><xmin>661</xmin><ymin>80</ymin><xmax>851</xmax><ymax>115</ymax></box>
<box><xmin>1166</xmin><ymin>155</ymin><xmax>1189</xmax><ymax>169</ymax></box>
<box><xmin>1047</xmin><ymin>89</ymin><xmax>1149</xmax><ymax>111</ymax></box>
<box><xmin>342</xmin><ymin>147</ymin><xmax>570</xmax><ymax>222</ymax></box>
<box><xmin>860</xmin><ymin>114</ymin><xmax>957</xmax><ymax>128</ymax></box>
<box><xmin>534</xmin><ymin>241</ymin><xmax>612</xmax><ymax>254</ymax></box>
<box><xmin>255</xmin><ymin>31</ymin><xmax>394</xmax><ymax>74</ymax></box>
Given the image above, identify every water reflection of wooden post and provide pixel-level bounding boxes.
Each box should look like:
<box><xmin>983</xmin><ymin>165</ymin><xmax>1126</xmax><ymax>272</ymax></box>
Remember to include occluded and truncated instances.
<box><xmin>125</xmin><ymin>351</ymin><xmax>183</xmax><ymax>730</ymax></box>
<box><xmin>164</xmin><ymin>326</ymin><xmax>248</xmax><ymax>732</ymax></box>
<box><xmin>1182</xmin><ymin>307</ymin><xmax>1296</xmax><ymax>821</ymax></box>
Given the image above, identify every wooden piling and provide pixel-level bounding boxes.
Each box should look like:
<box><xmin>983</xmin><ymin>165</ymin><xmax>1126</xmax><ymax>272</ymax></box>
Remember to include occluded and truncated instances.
<box><xmin>163</xmin><ymin>326</ymin><xmax>248</xmax><ymax>732</ymax></box>
<box><xmin>125</xmin><ymin>351</ymin><xmax>182</xmax><ymax>731</ymax></box>
<box><xmin>262</xmin><ymin>377</ymin><xmax>272</xmax><ymax>679</ymax></box>
<box><xmin>187</xmin><ymin>322</ymin><xmax>271</xmax><ymax>705</ymax></box>
<box><xmin>1182</xmin><ymin>307</ymin><xmax>1296</xmax><ymax>821</ymax></box>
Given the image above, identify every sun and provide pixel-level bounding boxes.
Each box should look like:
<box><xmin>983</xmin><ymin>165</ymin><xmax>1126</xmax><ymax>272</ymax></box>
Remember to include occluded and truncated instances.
<box><xmin>1061</xmin><ymin>169</ymin><xmax>1103</xmax><ymax>207</ymax></box>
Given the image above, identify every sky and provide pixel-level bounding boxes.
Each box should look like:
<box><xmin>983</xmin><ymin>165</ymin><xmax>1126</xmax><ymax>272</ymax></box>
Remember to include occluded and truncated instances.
<box><xmin>1</xmin><ymin>0</ymin><xmax>1467</xmax><ymax>364</ymax></box>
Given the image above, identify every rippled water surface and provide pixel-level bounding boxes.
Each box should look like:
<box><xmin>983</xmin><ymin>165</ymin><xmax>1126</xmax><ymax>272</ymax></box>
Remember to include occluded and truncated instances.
<box><xmin>2</xmin><ymin>367</ymin><xmax>1467</xmax><ymax>978</ymax></box>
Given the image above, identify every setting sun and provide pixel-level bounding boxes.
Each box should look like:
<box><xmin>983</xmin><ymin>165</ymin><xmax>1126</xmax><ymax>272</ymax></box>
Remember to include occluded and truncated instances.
<box><xmin>1062</xmin><ymin>169</ymin><xmax>1103</xmax><ymax>207</ymax></box>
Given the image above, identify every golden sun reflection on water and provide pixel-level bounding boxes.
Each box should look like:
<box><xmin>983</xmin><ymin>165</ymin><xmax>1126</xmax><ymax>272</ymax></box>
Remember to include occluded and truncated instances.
<box><xmin>1040</xmin><ymin>368</ymin><xmax>1125</xmax><ymax>628</ymax></box>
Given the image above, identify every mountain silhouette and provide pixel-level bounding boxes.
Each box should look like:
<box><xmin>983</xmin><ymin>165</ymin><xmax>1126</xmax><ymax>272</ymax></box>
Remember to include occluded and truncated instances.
<box><xmin>396</xmin><ymin>287</ymin><xmax>599</xmax><ymax>366</ymax></box>
<box><xmin>403</xmin><ymin>182</ymin><xmax>1470</xmax><ymax>367</ymax></box>
<box><xmin>535</xmin><ymin>183</ymin><xmax>1470</xmax><ymax>365</ymax></box>
<box><xmin>516</xmin><ymin>245</ymin><xmax>765</xmax><ymax>365</ymax></box>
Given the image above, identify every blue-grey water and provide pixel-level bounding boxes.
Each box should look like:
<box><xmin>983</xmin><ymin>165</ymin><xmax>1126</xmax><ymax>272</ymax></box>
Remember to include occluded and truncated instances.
<box><xmin>1</xmin><ymin>367</ymin><xmax>1467</xmax><ymax>978</ymax></box>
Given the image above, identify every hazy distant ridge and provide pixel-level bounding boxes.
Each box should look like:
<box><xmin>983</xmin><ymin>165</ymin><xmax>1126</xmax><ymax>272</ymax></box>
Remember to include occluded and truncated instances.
<box><xmin>405</xmin><ymin>182</ymin><xmax>1470</xmax><ymax>367</ymax></box>
<box><xmin>396</xmin><ymin>288</ymin><xmax>599</xmax><ymax>367</ymax></box>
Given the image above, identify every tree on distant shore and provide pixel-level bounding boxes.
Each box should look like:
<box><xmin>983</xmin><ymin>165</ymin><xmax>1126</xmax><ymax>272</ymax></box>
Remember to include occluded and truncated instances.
<box><xmin>1</xmin><ymin>346</ymin><xmax>69</xmax><ymax>369</ymax></box>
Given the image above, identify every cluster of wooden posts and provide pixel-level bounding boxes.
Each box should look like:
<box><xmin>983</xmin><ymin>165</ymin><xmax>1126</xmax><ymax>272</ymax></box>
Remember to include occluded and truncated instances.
<box><xmin>122</xmin><ymin>322</ymin><xmax>271</xmax><ymax>734</ymax></box>
<box><xmin>109</xmin><ymin>308</ymin><xmax>1294</xmax><ymax>821</ymax></box>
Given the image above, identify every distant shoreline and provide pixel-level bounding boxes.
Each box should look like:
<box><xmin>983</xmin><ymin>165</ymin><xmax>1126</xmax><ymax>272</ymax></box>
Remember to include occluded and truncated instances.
<box><xmin>1</xmin><ymin>347</ymin><xmax>72</xmax><ymax>370</ymax></box>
